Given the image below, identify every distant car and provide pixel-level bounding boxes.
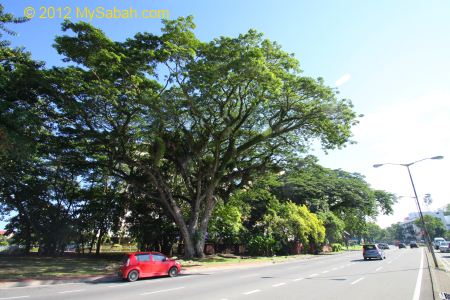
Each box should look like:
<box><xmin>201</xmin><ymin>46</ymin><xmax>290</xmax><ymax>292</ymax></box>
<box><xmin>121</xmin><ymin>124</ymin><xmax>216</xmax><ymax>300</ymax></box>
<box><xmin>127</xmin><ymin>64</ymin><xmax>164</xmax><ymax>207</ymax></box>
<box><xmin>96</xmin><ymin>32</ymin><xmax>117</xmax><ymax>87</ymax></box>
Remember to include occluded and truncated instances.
<box><xmin>377</xmin><ymin>243</ymin><xmax>390</xmax><ymax>250</ymax></box>
<box><xmin>398</xmin><ymin>243</ymin><xmax>406</xmax><ymax>249</ymax></box>
<box><xmin>439</xmin><ymin>242</ymin><xmax>450</xmax><ymax>253</ymax></box>
<box><xmin>118</xmin><ymin>252</ymin><xmax>181</xmax><ymax>282</ymax></box>
<box><xmin>410</xmin><ymin>241</ymin><xmax>418</xmax><ymax>248</ymax></box>
<box><xmin>433</xmin><ymin>237</ymin><xmax>446</xmax><ymax>249</ymax></box>
<box><xmin>363</xmin><ymin>244</ymin><xmax>385</xmax><ymax>260</ymax></box>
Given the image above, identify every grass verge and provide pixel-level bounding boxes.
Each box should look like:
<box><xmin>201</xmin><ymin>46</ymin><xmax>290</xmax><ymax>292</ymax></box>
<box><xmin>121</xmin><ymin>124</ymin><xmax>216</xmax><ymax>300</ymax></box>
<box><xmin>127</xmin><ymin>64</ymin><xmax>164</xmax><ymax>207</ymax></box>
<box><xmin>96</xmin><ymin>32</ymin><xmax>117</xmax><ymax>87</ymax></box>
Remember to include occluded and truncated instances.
<box><xmin>0</xmin><ymin>254</ymin><xmax>121</xmax><ymax>281</ymax></box>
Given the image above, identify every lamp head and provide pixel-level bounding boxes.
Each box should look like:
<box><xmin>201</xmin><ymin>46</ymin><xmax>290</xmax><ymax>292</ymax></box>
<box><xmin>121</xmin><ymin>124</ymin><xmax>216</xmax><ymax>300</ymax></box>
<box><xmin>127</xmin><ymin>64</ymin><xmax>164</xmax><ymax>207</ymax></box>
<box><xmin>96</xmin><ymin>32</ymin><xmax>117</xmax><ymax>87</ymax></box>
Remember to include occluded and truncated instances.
<box><xmin>431</xmin><ymin>156</ymin><xmax>444</xmax><ymax>160</ymax></box>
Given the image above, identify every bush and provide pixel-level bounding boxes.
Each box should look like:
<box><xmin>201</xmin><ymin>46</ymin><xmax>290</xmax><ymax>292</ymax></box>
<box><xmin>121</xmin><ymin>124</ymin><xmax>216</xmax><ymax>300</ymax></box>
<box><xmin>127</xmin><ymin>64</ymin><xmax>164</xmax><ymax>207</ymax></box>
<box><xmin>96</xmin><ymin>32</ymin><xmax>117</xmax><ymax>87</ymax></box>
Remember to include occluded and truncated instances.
<box><xmin>247</xmin><ymin>236</ymin><xmax>278</xmax><ymax>256</ymax></box>
<box><xmin>331</xmin><ymin>243</ymin><xmax>343</xmax><ymax>252</ymax></box>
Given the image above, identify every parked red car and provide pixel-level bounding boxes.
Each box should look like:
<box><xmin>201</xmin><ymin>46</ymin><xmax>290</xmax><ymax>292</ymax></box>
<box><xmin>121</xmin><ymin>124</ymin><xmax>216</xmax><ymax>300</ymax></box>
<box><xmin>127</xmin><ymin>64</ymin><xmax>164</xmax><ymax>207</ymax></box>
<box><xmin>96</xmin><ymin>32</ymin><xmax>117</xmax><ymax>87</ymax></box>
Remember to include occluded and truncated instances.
<box><xmin>118</xmin><ymin>252</ymin><xmax>181</xmax><ymax>282</ymax></box>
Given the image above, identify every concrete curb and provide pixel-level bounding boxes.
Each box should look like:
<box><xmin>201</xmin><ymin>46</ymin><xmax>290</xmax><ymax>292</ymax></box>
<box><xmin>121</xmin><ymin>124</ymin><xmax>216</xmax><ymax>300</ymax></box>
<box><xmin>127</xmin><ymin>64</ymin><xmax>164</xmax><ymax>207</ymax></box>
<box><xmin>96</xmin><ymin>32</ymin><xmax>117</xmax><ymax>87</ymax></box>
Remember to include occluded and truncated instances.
<box><xmin>425</xmin><ymin>249</ymin><xmax>450</xmax><ymax>299</ymax></box>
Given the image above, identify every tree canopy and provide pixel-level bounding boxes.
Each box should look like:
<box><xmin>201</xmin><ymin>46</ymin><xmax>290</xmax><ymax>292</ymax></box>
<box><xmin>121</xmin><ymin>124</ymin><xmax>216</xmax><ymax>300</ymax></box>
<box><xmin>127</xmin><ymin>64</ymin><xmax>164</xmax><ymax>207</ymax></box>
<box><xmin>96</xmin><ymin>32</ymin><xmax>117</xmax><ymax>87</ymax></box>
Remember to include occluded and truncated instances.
<box><xmin>0</xmin><ymin>11</ymin><xmax>398</xmax><ymax>258</ymax></box>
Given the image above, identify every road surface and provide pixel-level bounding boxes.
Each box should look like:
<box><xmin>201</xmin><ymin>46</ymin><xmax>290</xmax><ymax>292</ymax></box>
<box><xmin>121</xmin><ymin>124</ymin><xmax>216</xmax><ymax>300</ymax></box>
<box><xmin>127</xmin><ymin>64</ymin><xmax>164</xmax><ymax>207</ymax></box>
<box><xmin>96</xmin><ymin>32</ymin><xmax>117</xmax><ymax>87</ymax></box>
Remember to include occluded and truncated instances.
<box><xmin>0</xmin><ymin>247</ymin><xmax>433</xmax><ymax>300</ymax></box>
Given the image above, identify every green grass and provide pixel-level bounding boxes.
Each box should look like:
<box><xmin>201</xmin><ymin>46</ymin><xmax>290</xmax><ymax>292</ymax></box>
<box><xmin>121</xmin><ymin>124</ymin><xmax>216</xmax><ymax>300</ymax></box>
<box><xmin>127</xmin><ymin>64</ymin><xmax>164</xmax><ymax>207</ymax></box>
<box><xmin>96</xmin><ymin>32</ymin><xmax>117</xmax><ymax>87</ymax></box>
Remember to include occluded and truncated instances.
<box><xmin>178</xmin><ymin>254</ymin><xmax>316</xmax><ymax>268</ymax></box>
<box><xmin>0</xmin><ymin>255</ymin><xmax>121</xmax><ymax>281</ymax></box>
<box><xmin>344</xmin><ymin>245</ymin><xmax>363</xmax><ymax>251</ymax></box>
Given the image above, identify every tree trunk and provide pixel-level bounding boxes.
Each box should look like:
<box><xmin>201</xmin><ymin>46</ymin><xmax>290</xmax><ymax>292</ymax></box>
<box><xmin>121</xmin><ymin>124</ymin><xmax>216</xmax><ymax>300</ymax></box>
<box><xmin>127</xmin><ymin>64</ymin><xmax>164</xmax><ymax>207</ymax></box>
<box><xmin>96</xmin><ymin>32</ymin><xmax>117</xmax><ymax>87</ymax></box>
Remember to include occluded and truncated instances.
<box><xmin>95</xmin><ymin>228</ymin><xmax>104</xmax><ymax>255</ymax></box>
<box><xmin>88</xmin><ymin>234</ymin><xmax>96</xmax><ymax>254</ymax></box>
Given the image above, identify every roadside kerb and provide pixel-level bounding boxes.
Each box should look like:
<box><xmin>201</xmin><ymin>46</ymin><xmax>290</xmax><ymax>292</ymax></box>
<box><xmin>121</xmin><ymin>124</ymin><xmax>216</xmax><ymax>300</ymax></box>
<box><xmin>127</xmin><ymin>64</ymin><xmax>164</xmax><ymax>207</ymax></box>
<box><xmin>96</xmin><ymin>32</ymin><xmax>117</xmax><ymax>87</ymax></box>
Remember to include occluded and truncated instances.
<box><xmin>425</xmin><ymin>249</ymin><xmax>450</xmax><ymax>299</ymax></box>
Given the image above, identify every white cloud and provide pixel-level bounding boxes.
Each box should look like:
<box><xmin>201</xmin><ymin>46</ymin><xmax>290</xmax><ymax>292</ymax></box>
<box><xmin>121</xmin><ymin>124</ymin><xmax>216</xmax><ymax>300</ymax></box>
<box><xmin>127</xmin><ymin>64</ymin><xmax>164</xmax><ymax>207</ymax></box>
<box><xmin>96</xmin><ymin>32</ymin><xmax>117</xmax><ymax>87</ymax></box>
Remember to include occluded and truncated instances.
<box><xmin>335</xmin><ymin>73</ymin><xmax>351</xmax><ymax>87</ymax></box>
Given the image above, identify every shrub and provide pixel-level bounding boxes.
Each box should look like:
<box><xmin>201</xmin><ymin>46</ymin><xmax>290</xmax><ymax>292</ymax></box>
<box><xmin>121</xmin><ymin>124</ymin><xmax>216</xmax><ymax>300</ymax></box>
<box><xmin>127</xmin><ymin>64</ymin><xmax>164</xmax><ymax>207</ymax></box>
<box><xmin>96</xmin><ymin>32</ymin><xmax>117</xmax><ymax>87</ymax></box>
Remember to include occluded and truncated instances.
<box><xmin>247</xmin><ymin>236</ymin><xmax>278</xmax><ymax>256</ymax></box>
<box><xmin>331</xmin><ymin>243</ymin><xmax>343</xmax><ymax>252</ymax></box>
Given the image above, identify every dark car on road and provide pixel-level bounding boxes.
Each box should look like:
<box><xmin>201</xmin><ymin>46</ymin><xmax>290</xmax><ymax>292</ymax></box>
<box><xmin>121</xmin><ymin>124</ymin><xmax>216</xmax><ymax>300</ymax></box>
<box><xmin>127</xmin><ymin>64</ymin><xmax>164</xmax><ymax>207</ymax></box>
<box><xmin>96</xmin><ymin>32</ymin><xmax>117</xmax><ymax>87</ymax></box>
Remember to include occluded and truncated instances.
<box><xmin>119</xmin><ymin>252</ymin><xmax>182</xmax><ymax>282</ymax></box>
<box><xmin>398</xmin><ymin>243</ymin><xmax>406</xmax><ymax>249</ymax></box>
<box><xmin>363</xmin><ymin>244</ymin><xmax>385</xmax><ymax>260</ymax></box>
<box><xmin>410</xmin><ymin>241</ymin><xmax>418</xmax><ymax>248</ymax></box>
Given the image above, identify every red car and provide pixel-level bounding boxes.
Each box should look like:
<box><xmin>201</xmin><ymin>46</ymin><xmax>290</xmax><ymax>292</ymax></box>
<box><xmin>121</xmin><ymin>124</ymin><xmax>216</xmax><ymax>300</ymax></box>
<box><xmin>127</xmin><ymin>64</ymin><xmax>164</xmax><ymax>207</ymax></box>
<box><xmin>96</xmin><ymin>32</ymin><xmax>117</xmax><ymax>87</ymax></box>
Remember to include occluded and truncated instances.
<box><xmin>119</xmin><ymin>252</ymin><xmax>181</xmax><ymax>282</ymax></box>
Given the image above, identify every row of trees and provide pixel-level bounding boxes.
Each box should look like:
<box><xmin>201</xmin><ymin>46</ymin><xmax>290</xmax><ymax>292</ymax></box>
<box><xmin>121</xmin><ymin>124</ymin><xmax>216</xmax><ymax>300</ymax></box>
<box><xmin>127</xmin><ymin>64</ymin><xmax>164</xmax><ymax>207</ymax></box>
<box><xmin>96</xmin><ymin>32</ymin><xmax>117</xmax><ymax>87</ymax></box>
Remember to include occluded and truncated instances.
<box><xmin>1</xmin><ymin>5</ymin><xmax>396</xmax><ymax>257</ymax></box>
<box><xmin>379</xmin><ymin>215</ymin><xmax>449</xmax><ymax>243</ymax></box>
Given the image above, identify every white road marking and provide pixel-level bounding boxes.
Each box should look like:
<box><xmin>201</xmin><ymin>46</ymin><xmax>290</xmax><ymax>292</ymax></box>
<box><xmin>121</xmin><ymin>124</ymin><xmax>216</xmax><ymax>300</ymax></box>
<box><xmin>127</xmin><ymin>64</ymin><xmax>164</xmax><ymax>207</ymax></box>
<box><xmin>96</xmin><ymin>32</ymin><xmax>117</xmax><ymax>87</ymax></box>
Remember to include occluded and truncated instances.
<box><xmin>332</xmin><ymin>267</ymin><xmax>338</xmax><ymax>271</ymax></box>
<box><xmin>140</xmin><ymin>287</ymin><xmax>185</xmax><ymax>296</ymax></box>
<box><xmin>293</xmin><ymin>277</ymin><xmax>304</xmax><ymax>282</ymax></box>
<box><xmin>412</xmin><ymin>249</ymin><xmax>424</xmax><ymax>300</ymax></box>
<box><xmin>322</xmin><ymin>270</ymin><xmax>329</xmax><ymax>274</ymax></box>
<box><xmin>375</xmin><ymin>266</ymin><xmax>383</xmax><ymax>272</ymax></box>
<box><xmin>387</xmin><ymin>260</ymin><xmax>393</xmax><ymax>264</ymax></box>
<box><xmin>58</xmin><ymin>289</ymin><xmax>85</xmax><ymax>294</ymax></box>
<box><xmin>0</xmin><ymin>296</ymin><xmax>30</xmax><ymax>300</ymax></box>
<box><xmin>272</xmin><ymin>282</ymin><xmax>286</xmax><ymax>287</ymax></box>
<box><xmin>309</xmin><ymin>273</ymin><xmax>318</xmax><ymax>277</ymax></box>
<box><xmin>350</xmin><ymin>277</ymin><xmax>364</xmax><ymax>285</ymax></box>
<box><xmin>243</xmin><ymin>290</ymin><xmax>261</xmax><ymax>295</ymax></box>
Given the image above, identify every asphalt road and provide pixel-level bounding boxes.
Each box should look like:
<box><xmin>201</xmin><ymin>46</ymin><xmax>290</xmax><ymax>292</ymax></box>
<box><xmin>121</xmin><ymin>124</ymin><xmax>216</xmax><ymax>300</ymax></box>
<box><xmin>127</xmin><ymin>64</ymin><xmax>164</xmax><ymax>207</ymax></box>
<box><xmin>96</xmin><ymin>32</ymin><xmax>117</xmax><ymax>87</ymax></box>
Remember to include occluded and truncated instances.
<box><xmin>0</xmin><ymin>247</ymin><xmax>433</xmax><ymax>300</ymax></box>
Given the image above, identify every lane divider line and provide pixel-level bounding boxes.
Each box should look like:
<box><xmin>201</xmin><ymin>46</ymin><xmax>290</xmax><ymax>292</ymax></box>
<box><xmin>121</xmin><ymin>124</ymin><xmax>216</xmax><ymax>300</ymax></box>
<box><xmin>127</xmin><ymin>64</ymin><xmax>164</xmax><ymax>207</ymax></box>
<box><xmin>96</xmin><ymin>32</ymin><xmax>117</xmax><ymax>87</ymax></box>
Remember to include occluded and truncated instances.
<box><xmin>272</xmin><ymin>283</ymin><xmax>286</xmax><ymax>287</ymax></box>
<box><xmin>293</xmin><ymin>278</ymin><xmax>304</xmax><ymax>282</ymax></box>
<box><xmin>350</xmin><ymin>277</ymin><xmax>364</xmax><ymax>285</ymax></box>
<box><xmin>0</xmin><ymin>296</ymin><xmax>31</xmax><ymax>300</ymax></box>
<box><xmin>58</xmin><ymin>289</ymin><xmax>85</xmax><ymax>294</ymax></box>
<box><xmin>243</xmin><ymin>289</ymin><xmax>261</xmax><ymax>295</ymax></box>
<box><xmin>140</xmin><ymin>287</ymin><xmax>185</xmax><ymax>296</ymax></box>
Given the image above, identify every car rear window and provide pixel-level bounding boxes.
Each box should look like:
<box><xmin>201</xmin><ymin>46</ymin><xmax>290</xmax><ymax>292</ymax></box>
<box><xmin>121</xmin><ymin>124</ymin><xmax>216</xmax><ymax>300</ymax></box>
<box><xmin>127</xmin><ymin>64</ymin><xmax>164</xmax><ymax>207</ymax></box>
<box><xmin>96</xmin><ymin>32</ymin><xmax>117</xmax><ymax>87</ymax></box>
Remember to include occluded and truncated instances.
<box><xmin>363</xmin><ymin>245</ymin><xmax>376</xmax><ymax>250</ymax></box>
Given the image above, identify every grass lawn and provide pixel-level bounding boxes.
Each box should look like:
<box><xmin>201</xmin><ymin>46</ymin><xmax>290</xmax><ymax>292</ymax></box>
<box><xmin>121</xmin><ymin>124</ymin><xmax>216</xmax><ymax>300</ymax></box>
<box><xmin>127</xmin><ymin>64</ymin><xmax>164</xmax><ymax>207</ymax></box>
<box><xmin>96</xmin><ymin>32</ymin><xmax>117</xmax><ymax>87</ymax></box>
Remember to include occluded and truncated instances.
<box><xmin>178</xmin><ymin>254</ymin><xmax>316</xmax><ymax>268</ymax></box>
<box><xmin>344</xmin><ymin>245</ymin><xmax>363</xmax><ymax>251</ymax></box>
<box><xmin>0</xmin><ymin>255</ymin><xmax>121</xmax><ymax>281</ymax></box>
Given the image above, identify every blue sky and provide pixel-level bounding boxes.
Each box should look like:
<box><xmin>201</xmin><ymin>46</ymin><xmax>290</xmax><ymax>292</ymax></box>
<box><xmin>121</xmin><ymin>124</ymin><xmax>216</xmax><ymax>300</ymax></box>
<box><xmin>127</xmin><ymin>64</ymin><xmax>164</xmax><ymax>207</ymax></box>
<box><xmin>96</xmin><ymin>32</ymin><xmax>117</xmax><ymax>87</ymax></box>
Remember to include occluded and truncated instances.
<box><xmin>2</xmin><ymin>0</ymin><xmax>450</xmax><ymax>228</ymax></box>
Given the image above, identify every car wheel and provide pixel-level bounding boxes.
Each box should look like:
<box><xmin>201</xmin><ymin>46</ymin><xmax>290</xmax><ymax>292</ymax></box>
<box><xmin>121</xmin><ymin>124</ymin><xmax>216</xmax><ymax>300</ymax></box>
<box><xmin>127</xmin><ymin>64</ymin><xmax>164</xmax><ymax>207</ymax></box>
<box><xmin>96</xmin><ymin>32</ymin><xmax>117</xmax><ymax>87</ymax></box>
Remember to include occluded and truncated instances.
<box><xmin>127</xmin><ymin>270</ymin><xmax>139</xmax><ymax>282</ymax></box>
<box><xmin>364</xmin><ymin>257</ymin><xmax>367</xmax><ymax>261</ymax></box>
<box><xmin>169</xmin><ymin>267</ymin><xmax>179</xmax><ymax>277</ymax></box>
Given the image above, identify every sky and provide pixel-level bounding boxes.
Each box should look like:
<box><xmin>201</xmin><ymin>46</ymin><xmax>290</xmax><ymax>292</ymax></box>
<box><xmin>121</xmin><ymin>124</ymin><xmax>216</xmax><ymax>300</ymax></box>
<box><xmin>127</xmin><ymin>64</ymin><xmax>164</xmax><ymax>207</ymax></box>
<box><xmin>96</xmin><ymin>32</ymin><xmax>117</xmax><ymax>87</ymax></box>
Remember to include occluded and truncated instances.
<box><xmin>1</xmin><ymin>0</ymin><xmax>450</xmax><ymax>229</ymax></box>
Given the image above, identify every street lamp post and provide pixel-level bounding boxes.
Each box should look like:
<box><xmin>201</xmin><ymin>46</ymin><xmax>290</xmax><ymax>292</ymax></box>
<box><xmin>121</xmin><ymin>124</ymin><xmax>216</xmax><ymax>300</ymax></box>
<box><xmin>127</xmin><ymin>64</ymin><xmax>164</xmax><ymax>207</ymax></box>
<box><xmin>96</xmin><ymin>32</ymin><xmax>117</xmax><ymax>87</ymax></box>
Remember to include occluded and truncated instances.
<box><xmin>373</xmin><ymin>155</ymin><xmax>443</xmax><ymax>268</ymax></box>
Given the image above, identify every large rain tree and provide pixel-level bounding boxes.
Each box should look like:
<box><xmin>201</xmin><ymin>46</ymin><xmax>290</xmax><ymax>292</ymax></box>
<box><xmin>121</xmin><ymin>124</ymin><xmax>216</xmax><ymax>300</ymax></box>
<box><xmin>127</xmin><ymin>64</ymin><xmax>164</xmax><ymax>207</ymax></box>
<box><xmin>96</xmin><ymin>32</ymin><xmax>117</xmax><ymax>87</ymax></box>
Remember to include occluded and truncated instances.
<box><xmin>49</xmin><ymin>17</ymin><xmax>358</xmax><ymax>258</ymax></box>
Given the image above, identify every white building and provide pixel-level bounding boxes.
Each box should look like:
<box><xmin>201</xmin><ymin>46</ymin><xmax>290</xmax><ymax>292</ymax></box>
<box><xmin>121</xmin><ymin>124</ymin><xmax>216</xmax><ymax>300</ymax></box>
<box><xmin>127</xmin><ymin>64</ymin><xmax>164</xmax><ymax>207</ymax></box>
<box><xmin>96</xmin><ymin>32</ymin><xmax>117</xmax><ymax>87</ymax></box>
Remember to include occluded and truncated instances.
<box><xmin>405</xmin><ymin>209</ymin><xmax>450</xmax><ymax>231</ymax></box>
